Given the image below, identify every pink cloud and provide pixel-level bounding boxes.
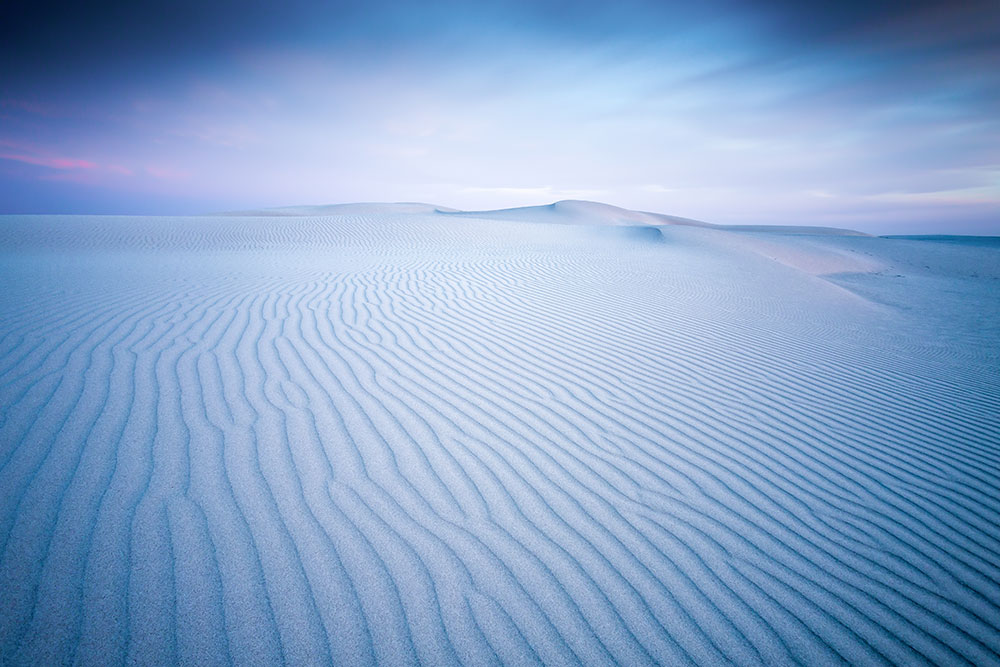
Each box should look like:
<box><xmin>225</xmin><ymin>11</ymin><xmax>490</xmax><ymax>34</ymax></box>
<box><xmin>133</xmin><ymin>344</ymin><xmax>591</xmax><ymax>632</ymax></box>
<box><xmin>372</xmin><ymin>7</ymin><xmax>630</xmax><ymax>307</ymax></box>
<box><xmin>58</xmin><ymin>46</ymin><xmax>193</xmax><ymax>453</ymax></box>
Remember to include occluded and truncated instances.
<box><xmin>0</xmin><ymin>153</ymin><xmax>98</xmax><ymax>170</ymax></box>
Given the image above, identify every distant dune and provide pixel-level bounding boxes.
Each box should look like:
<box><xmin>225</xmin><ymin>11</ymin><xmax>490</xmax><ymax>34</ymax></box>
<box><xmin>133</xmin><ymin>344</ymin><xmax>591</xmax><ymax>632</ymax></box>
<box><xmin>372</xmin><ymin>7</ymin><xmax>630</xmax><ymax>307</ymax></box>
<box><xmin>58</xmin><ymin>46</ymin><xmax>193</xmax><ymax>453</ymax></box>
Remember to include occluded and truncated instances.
<box><xmin>220</xmin><ymin>199</ymin><xmax>870</xmax><ymax>236</ymax></box>
<box><xmin>1</xmin><ymin>207</ymin><xmax>998</xmax><ymax>665</ymax></box>
<box><xmin>220</xmin><ymin>201</ymin><xmax>460</xmax><ymax>216</ymax></box>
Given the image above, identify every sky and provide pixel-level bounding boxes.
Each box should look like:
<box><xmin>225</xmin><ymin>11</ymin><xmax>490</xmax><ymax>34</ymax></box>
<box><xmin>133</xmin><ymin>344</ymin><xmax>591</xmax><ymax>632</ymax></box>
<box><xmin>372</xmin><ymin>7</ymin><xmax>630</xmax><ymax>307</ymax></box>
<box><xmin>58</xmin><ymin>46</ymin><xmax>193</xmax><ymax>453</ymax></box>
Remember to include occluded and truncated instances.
<box><xmin>1</xmin><ymin>0</ymin><xmax>998</xmax><ymax>233</ymax></box>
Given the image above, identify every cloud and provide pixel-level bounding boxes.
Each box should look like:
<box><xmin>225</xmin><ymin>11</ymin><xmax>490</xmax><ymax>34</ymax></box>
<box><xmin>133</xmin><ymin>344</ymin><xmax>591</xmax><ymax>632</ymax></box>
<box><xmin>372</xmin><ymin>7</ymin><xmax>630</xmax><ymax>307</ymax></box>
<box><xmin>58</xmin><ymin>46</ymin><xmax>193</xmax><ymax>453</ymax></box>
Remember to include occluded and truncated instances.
<box><xmin>460</xmin><ymin>185</ymin><xmax>609</xmax><ymax>200</ymax></box>
<box><xmin>0</xmin><ymin>152</ymin><xmax>97</xmax><ymax>169</ymax></box>
<box><xmin>144</xmin><ymin>165</ymin><xmax>191</xmax><ymax>181</ymax></box>
<box><xmin>865</xmin><ymin>183</ymin><xmax>1000</xmax><ymax>206</ymax></box>
<box><xmin>0</xmin><ymin>98</ymin><xmax>59</xmax><ymax>116</ymax></box>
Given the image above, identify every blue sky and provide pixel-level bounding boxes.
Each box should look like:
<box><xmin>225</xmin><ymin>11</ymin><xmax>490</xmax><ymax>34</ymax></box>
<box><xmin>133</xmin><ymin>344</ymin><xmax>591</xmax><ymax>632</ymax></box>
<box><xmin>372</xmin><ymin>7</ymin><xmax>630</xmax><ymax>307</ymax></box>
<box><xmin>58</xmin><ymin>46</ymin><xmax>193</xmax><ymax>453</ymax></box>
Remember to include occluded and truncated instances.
<box><xmin>1</xmin><ymin>0</ymin><xmax>998</xmax><ymax>233</ymax></box>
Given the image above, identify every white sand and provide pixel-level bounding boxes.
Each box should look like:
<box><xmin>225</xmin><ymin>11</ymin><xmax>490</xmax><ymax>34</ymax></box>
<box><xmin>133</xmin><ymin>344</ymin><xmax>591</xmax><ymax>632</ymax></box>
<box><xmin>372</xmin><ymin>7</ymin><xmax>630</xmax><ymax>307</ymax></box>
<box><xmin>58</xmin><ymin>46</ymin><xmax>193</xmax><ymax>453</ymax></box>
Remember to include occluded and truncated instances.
<box><xmin>1</xmin><ymin>205</ymin><xmax>998</xmax><ymax>665</ymax></box>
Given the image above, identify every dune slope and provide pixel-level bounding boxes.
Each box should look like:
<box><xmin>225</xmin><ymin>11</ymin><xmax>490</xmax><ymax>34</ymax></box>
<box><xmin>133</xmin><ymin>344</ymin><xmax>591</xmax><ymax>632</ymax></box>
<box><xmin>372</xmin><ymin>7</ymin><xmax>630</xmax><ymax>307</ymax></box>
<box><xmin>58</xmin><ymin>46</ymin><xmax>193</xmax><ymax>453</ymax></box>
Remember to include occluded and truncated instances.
<box><xmin>1</xmin><ymin>210</ymin><xmax>999</xmax><ymax>665</ymax></box>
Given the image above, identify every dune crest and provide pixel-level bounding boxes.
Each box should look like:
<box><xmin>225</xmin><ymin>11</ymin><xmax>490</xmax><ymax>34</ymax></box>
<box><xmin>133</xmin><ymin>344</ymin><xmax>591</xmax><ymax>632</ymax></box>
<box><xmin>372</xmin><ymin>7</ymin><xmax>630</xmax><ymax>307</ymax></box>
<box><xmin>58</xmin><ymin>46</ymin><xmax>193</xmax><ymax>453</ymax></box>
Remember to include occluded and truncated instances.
<box><xmin>219</xmin><ymin>199</ymin><xmax>868</xmax><ymax>236</ymax></box>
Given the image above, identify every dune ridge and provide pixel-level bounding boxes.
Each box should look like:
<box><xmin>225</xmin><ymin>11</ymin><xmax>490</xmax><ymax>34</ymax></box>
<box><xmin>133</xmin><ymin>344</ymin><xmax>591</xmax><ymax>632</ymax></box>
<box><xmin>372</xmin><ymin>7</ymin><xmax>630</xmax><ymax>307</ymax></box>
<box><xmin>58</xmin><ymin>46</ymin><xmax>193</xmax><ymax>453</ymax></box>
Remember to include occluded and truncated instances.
<box><xmin>1</xmin><ymin>210</ymin><xmax>998</xmax><ymax>665</ymax></box>
<box><xmin>217</xmin><ymin>200</ymin><xmax>869</xmax><ymax>236</ymax></box>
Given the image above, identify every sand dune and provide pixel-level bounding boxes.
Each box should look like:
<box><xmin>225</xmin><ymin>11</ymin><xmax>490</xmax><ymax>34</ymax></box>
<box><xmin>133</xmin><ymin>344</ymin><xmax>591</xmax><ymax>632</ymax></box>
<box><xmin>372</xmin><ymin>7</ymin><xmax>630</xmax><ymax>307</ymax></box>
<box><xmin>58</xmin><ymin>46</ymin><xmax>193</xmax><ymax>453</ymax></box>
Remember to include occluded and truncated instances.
<box><xmin>222</xmin><ymin>200</ymin><xmax>867</xmax><ymax>236</ymax></box>
<box><xmin>1</xmin><ymin>206</ymin><xmax>998</xmax><ymax>665</ymax></box>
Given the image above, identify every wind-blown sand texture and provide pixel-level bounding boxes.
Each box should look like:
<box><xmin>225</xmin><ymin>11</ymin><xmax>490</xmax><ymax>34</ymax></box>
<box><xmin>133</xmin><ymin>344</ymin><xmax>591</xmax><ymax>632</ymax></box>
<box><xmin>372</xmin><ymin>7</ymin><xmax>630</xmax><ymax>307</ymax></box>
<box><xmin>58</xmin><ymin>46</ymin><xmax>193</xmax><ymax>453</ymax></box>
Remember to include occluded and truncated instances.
<box><xmin>1</xmin><ymin>203</ymin><xmax>999</xmax><ymax>665</ymax></box>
